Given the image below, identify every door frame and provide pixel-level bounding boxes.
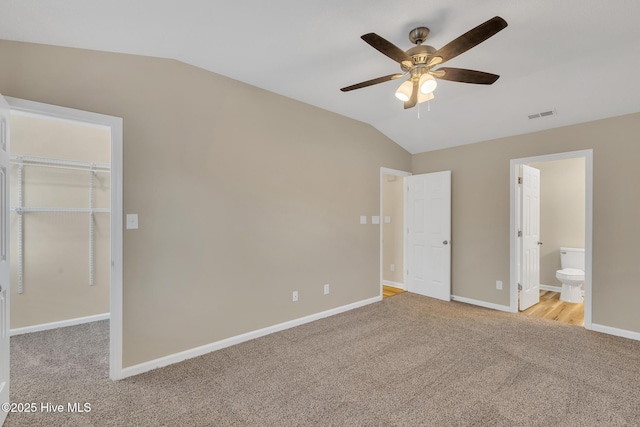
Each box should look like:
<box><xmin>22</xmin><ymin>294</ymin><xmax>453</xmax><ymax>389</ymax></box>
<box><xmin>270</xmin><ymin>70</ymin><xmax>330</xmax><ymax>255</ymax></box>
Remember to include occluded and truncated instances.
<box><xmin>379</xmin><ymin>167</ymin><xmax>411</xmax><ymax>296</ymax></box>
<box><xmin>509</xmin><ymin>149</ymin><xmax>593</xmax><ymax>329</ymax></box>
<box><xmin>6</xmin><ymin>97</ymin><xmax>124</xmax><ymax>379</ymax></box>
<box><xmin>0</xmin><ymin>94</ymin><xmax>11</xmax><ymax>425</ymax></box>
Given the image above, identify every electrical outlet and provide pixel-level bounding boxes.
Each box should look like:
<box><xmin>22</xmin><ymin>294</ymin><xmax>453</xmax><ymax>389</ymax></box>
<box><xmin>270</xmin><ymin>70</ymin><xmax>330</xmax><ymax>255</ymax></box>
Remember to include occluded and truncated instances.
<box><xmin>390</xmin><ymin>264</ymin><xmax>396</xmax><ymax>272</ymax></box>
<box><xmin>292</xmin><ymin>291</ymin><xmax>298</xmax><ymax>302</ymax></box>
<box><xmin>496</xmin><ymin>280</ymin><xmax>503</xmax><ymax>290</ymax></box>
<box><xmin>324</xmin><ymin>284</ymin><xmax>330</xmax><ymax>295</ymax></box>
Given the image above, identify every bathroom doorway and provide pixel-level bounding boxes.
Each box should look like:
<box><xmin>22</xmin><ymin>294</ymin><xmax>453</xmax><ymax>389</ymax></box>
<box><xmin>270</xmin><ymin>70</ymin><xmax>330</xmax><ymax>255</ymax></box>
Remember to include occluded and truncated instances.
<box><xmin>510</xmin><ymin>150</ymin><xmax>593</xmax><ymax>328</ymax></box>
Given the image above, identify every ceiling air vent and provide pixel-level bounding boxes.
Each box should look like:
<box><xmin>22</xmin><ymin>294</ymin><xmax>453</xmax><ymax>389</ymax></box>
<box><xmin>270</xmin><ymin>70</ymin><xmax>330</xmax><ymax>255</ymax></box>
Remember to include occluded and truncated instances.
<box><xmin>528</xmin><ymin>109</ymin><xmax>557</xmax><ymax>120</ymax></box>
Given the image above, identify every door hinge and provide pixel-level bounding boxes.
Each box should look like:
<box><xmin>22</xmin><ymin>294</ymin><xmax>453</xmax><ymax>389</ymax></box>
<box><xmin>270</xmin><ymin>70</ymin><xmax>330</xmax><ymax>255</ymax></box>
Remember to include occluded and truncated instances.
<box><xmin>517</xmin><ymin>229</ymin><xmax>522</xmax><ymax>237</ymax></box>
<box><xmin>518</xmin><ymin>177</ymin><xmax>522</xmax><ymax>184</ymax></box>
<box><xmin>518</xmin><ymin>282</ymin><xmax>522</xmax><ymax>291</ymax></box>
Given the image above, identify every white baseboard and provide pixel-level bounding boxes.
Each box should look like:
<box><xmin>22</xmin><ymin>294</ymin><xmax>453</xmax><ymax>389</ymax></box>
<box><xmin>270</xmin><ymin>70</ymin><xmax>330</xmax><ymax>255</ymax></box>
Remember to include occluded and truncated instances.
<box><xmin>120</xmin><ymin>296</ymin><xmax>382</xmax><ymax>379</ymax></box>
<box><xmin>590</xmin><ymin>323</ymin><xmax>640</xmax><ymax>342</ymax></box>
<box><xmin>451</xmin><ymin>295</ymin><xmax>514</xmax><ymax>313</ymax></box>
<box><xmin>382</xmin><ymin>281</ymin><xmax>405</xmax><ymax>290</ymax></box>
<box><xmin>10</xmin><ymin>313</ymin><xmax>110</xmax><ymax>336</ymax></box>
<box><xmin>540</xmin><ymin>284</ymin><xmax>585</xmax><ymax>296</ymax></box>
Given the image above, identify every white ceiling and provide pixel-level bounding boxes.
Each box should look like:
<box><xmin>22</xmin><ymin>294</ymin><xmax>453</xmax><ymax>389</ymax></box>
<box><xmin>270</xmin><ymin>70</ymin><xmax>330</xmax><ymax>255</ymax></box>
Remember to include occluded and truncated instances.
<box><xmin>2</xmin><ymin>1</ymin><xmax>639</xmax><ymax>154</ymax></box>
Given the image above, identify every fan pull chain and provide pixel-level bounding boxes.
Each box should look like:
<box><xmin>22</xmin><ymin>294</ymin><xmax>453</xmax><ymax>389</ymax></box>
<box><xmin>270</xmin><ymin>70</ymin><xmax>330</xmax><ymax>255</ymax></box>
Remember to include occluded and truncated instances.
<box><xmin>417</xmin><ymin>100</ymin><xmax>432</xmax><ymax>119</ymax></box>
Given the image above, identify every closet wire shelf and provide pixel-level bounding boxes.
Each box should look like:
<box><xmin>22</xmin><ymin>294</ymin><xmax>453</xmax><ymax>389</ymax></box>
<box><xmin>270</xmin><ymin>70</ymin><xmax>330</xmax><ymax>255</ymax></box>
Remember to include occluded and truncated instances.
<box><xmin>9</xmin><ymin>155</ymin><xmax>111</xmax><ymax>294</ymax></box>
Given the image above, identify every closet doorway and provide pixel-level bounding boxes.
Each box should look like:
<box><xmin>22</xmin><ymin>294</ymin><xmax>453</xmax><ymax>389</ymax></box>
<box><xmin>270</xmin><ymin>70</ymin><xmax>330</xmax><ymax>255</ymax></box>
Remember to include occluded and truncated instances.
<box><xmin>6</xmin><ymin>97</ymin><xmax>123</xmax><ymax>379</ymax></box>
<box><xmin>10</xmin><ymin>110</ymin><xmax>111</xmax><ymax>331</ymax></box>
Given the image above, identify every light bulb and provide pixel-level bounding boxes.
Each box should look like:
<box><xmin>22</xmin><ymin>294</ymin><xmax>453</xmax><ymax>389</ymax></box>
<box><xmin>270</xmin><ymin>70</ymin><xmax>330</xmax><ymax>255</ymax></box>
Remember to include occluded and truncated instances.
<box><xmin>395</xmin><ymin>80</ymin><xmax>413</xmax><ymax>102</ymax></box>
<box><xmin>419</xmin><ymin>73</ymin><xmax>437</xmax><ymax>94</ymax></box>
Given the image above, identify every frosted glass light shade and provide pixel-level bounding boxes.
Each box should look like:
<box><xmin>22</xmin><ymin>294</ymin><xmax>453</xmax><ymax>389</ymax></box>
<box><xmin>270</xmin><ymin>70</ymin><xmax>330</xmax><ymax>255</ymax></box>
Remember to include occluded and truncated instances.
<box><xmin>419</xmin><ymin>73</ymin><xmax>437</xmax><ymax>94</ymax></box>
<box><xmin>418</xmin><ymin>91</ymin><xmax>434</xmax><ymax>103</ymax></box>
<box><xmin>395</xmin><ymin>80</ymin><xmax>413</xmax><ymax>101</ymax></box>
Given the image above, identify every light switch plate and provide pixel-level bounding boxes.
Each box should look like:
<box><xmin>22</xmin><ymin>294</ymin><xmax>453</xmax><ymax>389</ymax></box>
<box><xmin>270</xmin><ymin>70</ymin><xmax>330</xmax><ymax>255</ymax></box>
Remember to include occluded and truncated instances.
<box><xmin>360</xmin><ymin>216</ymin><xmax>367</xmax><ymax>225</ymax></box>
<box><xmin>384</xmin><ymin>216</ymin><xmax>392</xmax><ymax>224</ymax></box>
<box><xmin>372</xmin><ymin>216</ymin><xmax>380</xmax><ymax>225</ymax></box>
<box><xmin>126</xmin><ymin>214</ymin><xmax>139</xmax><ymax>230</ymax></box>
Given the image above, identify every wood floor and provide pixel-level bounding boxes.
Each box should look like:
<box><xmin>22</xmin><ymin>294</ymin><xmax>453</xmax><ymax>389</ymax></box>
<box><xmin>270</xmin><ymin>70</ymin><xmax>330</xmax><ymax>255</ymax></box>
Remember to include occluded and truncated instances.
<box><xmin>522</xmin><ymin>290</ymin><xmax>584</xmax><ymax>326</ymax></box>
<box><xmin>383</xmin><ymin>286</ymin><xmax>582</xmax><ymax>326</ymax></box>
<box><xmin>383</xmin><ymin>285</ymin><xmax>406</xmax><ymax>299</ymax></box>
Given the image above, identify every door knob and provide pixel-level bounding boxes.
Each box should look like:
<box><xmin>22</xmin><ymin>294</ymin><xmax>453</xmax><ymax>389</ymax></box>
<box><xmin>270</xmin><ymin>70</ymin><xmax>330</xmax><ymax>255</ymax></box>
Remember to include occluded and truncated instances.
<box><xmin>443</xmin><ymin>240</ymin><xmax>449</xmax><ymax>245</ymax></box>
<box><xmin>537</xmin><ymin>241</ymin><xmax>543</xmax><ymax>245</ymax></box>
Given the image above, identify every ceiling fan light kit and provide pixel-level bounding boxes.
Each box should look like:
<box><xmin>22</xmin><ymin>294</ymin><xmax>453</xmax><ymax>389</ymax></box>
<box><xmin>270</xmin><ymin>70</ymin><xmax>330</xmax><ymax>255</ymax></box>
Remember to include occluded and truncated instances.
<box><xmin>395</xmin><ymin>80</ymin><xmax>413</xmax><ymax>101</ymax></box>
<box><xmin>341</xmin><ymin>16</ymin><xmax>508</xmax><ymax>110</ymax></box>
<box><xmin>418</xmin><ymin>91</ymin><xmax>434</xmax><ymax>104</ymax></box>
<box><xmin>419</xmin><ymin>73</ymin><xmax>437</xmax><ymax>94</ymax></box>
<box><xmin>396</xmin><ymin>74</ymin><xmax>436</xmax><ymax>103</ymax></box>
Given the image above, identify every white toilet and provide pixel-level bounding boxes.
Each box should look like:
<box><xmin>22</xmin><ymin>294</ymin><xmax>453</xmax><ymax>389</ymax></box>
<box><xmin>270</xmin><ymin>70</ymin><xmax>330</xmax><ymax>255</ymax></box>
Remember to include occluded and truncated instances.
<box><xmin>555</xmin><ymin>247</ymin><xmax>585</xmax><ymax>303</ymax></box>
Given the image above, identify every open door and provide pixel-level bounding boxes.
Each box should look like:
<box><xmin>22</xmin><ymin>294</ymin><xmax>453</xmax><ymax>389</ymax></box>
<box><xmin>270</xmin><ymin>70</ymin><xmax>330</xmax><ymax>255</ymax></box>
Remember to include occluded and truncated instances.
<box><xmin>519</xmin><ymin>165</ymin><xmax>541</xmax><ymax>310</ymax></box>
<box><xmin>0</xmin><ymin>94</ymin><xmax>11</xmax><ymax>424</ymax></box>
<box><xmin>406</xmin><ymin>171</ymin><xmax>451</xmax><ymax>301</ymax></box>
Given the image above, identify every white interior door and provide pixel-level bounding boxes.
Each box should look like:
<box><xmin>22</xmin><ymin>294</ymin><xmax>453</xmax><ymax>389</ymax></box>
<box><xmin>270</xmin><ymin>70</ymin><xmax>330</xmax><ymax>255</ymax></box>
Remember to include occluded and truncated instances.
<box><xmin>0</xmin><ymin>94</ymin><xmax>11</xmax><ymax>425</ymax></box>
<box><xmin>406</xmin><ymin>171</ymin><xmax>451</xmax><ymax>301</ymax></box>
<box><xmin>520</xmin><ymin>165</ymin><xmax>541</xmax><ymax>311</ymax></box>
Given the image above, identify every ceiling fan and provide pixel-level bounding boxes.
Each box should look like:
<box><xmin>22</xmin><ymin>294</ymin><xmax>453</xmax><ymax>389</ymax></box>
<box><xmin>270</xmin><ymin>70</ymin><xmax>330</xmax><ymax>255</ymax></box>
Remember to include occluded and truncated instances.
<box><xmin>340</xmin><ymin>16</ymin><xmax>508</xmax><ymax>109</ymax></box>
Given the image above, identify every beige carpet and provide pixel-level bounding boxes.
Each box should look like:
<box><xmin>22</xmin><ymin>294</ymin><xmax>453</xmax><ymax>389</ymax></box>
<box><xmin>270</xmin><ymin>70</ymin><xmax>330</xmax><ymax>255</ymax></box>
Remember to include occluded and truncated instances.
<box><xmin>7</xmin><ymin>293</ymin><xmax>640</xmax><ymax>426</ymax></box>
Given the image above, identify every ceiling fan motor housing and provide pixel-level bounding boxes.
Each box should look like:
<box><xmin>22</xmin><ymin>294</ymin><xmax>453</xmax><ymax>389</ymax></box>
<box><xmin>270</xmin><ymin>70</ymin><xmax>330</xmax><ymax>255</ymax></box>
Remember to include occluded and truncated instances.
<box><xmin>402</xmin><ymin>44</ymin><xmax>437</xmax><ymax>72</ymax></box>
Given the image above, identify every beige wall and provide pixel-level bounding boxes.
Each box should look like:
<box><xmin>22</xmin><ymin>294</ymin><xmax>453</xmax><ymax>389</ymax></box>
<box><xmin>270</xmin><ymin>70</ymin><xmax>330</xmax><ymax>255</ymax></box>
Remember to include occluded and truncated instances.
<box><xmin>529</xmin><ymin>158</ymin><xmax>585</xmax><ymax>286</ymax></box>
<box><xmin>10</xmin><ymin>113</ymin><xmax>111</xmax><ymax>329</ymax></box>
<box><xmin>0</xmin><ymin>40</ymin><xmax>411</xmax><ymax>366</ymax></box>
<box><xmin>382</xmin><ymin>175</ymin><xmax>404</xmax><ymax>284</ymax></box>
<box><xmin>413</xmin><ymin>113</ymin><xmax>640</xmax><ymax>332</ymax></box>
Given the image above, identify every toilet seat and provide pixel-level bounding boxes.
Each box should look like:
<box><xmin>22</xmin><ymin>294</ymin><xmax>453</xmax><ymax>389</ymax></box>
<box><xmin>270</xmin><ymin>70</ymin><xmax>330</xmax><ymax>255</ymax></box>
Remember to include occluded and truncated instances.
<box><xmin>556</xmin><ymin>268</ymin><xmax>584</xmax><ymax>281</ymax></box>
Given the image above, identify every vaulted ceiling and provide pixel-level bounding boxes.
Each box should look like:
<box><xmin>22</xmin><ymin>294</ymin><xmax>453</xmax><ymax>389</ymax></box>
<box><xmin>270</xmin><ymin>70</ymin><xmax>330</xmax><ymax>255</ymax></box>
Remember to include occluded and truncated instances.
<box><xmin>2</xmin><ymin>1</ymin><xmax>639</xmax><ymax>154</ymax></box>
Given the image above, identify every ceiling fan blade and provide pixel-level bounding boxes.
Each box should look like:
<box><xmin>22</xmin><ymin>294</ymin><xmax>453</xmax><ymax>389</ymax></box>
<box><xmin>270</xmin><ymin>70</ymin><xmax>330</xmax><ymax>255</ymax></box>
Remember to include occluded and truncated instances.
<box><xmin>340</xmin><ymin>73</ymin><xmax>405</xmax><ymax>92</ymax></box>
<box><xmin>434</xmin><ymin>68</ymin><xmax>500</xmax><ymax>84</ymax></box>
<box><xmin>361</xmin><ymin>33</ymin><xmax>413</xmax><ymax>67</ymax></box>
<box><xmin>427</xmin><ymin>16</ymin><xmax>508</xmax><ymax>67</ymax></box>
<box><xmin>404</xmin><ymin>79</ymin><xmax>419</xmax><ymax>109</ymax></box>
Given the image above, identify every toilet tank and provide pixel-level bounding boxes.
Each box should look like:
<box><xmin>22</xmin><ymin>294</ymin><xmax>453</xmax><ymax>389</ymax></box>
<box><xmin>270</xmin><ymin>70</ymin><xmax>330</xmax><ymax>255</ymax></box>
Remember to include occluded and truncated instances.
<box><xmin>560</xmin><ymin>247</ymin><xmax>585</xmax><ymax>270</ymax></box>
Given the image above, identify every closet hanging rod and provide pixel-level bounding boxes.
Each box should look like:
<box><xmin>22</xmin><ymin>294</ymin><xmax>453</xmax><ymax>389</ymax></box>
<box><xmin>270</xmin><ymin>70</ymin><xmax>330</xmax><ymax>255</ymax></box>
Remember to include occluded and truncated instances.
<box><xmin>9</xmin><ymin>161</ymin><xmax>110</xmax><ymax>174</ymax></box>
<box><xmin>11</xmin><ymin>207</ymin><xmax>111</xmax><ymax>214</ymax></box>
<box><xmin>10</xmin><ymin>154</ymin><xmax>110</xmax><ymax>170</ymax></box>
